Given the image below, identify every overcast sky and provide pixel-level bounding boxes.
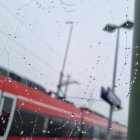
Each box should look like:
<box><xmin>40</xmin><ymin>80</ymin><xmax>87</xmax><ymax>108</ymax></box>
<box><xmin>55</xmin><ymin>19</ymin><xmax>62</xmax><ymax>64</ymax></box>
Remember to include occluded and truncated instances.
<box><xmin>0</xmin><ymin>0</ymin><xmax>135</xmax><ymax>125</ymax></box>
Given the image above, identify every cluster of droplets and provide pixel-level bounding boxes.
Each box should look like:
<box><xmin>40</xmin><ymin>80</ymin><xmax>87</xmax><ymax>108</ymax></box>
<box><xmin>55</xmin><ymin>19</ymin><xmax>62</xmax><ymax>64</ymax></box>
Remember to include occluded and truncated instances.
<box><xmin>7</xmin><ymin>77</ymin><xmax>12</xmax><ymax>83</ymax></box>
<box><xmin>32</xmin><ymin>0</ymin><xmax>45</xmax><ymax>10</ymax></box>
<box><xmin>46</xmin><ymin>0</ymin><xmax>55</xmax><ymax>13</ymax></box>
<box><xmin>84</xmin><ymin>55</ymin><xmax>102</xmax><ymax>107</ymax></box>
<box><xmin>96</xmin><ymin>56</ymin><xmax>101</xmax><ymax>65</ymax></box>
<box><xmin>116</xmin><ymin>47</ymin><xmax>131</xmax><ymax>88</ymax></box>
<box><xmin>124</xmin><ymin>47</ymin><xmax>131</xmax><ymax>65</ymax></box>
<box><xmin>127</xmin><ymin>45</ymin><xmax>139</xmax><ymax>97</ymax></box>
<box><xmin>55</xmin><ymin>20</ymin><xmax>62</xmax><ymax>38</ymax></box>
<box><xmin>59</xmin><ymin>0</ymin><xmax>84</xmax><ymax>13</ymax></box>
<box><xmin>17</xmin><ymin>108</ymin><xmax>24</xmax><ymax>125</ymax></box>
<box><xmin>59</xmin><ymin>0</ymin><xmax>76</xmax><ymax>13</ymax></box>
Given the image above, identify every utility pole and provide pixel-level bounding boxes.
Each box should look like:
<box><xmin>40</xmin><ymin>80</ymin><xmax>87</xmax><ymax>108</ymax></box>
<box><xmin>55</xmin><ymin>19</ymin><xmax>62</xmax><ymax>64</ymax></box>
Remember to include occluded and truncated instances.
<box><xmin>63</xmin><ymin>75</ymin><xmax>80</xmax><ymax>99</ymax></box>
<box><xmin>56</xmin><ymin>22</ymin><xmax>73</xmax><ymax>97</ymax></box>
<box><xmin>63</xmin><ymin>75</ymin><xmax>71</xmax><ymax>99</ymax></box>
<box><xmin>127</xmin><ymin>0</ymin><xmax>140</xmax><ymax>139</ymax></box>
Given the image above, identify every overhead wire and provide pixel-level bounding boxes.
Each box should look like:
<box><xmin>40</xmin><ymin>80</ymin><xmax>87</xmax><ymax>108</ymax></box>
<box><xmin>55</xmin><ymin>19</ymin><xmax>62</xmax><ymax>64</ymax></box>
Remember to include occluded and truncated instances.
<box><xmin>0</xmin><ymin>1</ymin><xmax>87</xmax><ymax>82</ymax></box>
<box><xmin>0</xmin><ymin>1</ymin><xmax>63</xmax><ymax>60</ymax></box>
<box><xmin>0</xmin><ymin>1</ymin><xmax>92</xmax><ymax>80</ymax></box>
<box><xmin>0</xmin><ymin>1</ymin><xmax>104</xmax><ymax>103</ymax></box>
<box><xmin>0</xmin><ymin>53</ymin><xmax>57</xmax><ymax>89</ymax></box>
<box><xmin>0</xmin><ymin>29</ymin><xmax>59</xmax><ymax>74</ymax></box>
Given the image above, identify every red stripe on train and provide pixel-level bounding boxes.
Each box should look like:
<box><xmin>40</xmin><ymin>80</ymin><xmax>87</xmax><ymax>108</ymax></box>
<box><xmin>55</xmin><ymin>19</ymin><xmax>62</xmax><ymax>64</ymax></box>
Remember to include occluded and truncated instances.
<box><xmin>16</xmin><ymin>99</ymin><xmax>81</xmax><ymax>122</ymax></box>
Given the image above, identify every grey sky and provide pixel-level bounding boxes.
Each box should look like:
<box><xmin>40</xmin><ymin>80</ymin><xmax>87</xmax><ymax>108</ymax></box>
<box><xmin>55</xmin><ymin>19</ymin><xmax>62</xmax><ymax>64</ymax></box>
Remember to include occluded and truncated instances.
<box><xmin>0</xmin><ymin>0</ymin><xmax>134</xmax><ymax>125</ymax></box>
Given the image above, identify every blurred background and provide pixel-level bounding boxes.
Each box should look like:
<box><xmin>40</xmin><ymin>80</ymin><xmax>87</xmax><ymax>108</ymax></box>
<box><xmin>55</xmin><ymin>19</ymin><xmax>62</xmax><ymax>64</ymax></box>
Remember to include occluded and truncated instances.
<box><xmin>0</xmin><ymin>0</ymin><xmax>134</xmax><ymax>125</ymax></box>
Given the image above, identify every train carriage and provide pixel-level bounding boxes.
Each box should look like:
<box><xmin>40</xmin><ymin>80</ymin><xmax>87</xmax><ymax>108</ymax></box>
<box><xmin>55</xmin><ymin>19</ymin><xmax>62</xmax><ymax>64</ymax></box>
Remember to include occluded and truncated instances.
<box><xmin>0</xmin><ymin>67</ymin><xmax>127</xmax><ymax>140</ymax></box>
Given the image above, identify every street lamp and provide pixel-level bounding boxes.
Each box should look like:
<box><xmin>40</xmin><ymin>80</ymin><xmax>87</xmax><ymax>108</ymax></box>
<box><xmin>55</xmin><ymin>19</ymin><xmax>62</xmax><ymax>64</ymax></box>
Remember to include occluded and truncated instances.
<box><xmin>103</xmin><ymin>20</ymin><xmax>133</xmax><ymax>140</ymax></box>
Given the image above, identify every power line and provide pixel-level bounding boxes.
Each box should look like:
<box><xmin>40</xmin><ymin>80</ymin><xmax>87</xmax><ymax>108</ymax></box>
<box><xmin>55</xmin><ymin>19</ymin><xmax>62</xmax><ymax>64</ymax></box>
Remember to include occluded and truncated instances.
<box><xmin>0</xmin><ymin>1</ymin><xmax>91</xmax><ymax>83</ymax></box>
<box><xmin>0</xmin><ymin>29</ymin><xmax>59</xmax><ymax>73</ymax></box>
<box><xmin>0</xmin><ymin>52</ymin><xmax>57</xmax><ymax>89</ymax></box>
<box><xmin>0</xmin><ymin>1</ymin><xmax>103</xmax><ymax>98</ymax></box>
<box><xmin>0</xmin><ymin>1</ymin><xmax>63</xmax><ymax>60</ymax></box>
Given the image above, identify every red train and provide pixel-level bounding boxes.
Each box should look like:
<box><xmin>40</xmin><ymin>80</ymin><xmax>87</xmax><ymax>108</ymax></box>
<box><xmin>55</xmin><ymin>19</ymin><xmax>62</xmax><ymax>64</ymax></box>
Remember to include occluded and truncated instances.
<box><xmin>0</xmin><ymin>67</ymin><xmax>127</xmax><ymax>140</ymax></box>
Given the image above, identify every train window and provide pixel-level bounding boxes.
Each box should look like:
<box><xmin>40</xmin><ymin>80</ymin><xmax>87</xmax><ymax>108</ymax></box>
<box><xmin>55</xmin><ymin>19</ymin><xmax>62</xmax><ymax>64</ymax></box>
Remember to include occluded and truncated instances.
<box><xmin>111</xmin><ymin>130</ymin><xmax>120</xmax><ymax>138</ymax></box>
<box><xmin>47</xmin><ymin>116</ymin><xmax>67</xmax><ymax>137</ymax></box>
<box><xmin>0</xmin><ymin>68</ymin><xmax>8</xmax><ymax>76</ymax></box>
<box><xmin>81</xmin><ymin>123</ymin><xmax>94</xmax><ymax>138</ymax></box>
<box><xmin>120</xmin><ymin>131</ymin><xmax>127</xmax><ymax>138</ymax></box>
<box><xmin>93</xmin><ymin>123</ymin><xmax>100</xmax><ymax>138</ymax></box>
<box><xmin>70</xmin><ymin>121</ymin><xmax>82</xmax><ymax>137</ymax></box>
<box><xmin>0</xmin><ymin>97</ymin><xmax>13</xmax><ymax>136</ymax></box>
<box><xmin>9</xmin><ymin>108</ymin><xmax>45</xmax><ymax>136</ymax></box>
<box><xmin>42</xmin><ymin>117</ymin><xmax>49</xmax><ymax>134</ymax></box>
<box><xmin>8</xmin><ymin>73</ymin><xmax>21</xmax><ymax>82</ymax></box>
<box><xmin>46</xmin><ymin>116</ymin><xmax>81</xmax><ymax>137</ymax></box>
<box><xmin>100</xmin><ymin>127</ymin><xmax>107</xmax><ymax>137</ymax></box>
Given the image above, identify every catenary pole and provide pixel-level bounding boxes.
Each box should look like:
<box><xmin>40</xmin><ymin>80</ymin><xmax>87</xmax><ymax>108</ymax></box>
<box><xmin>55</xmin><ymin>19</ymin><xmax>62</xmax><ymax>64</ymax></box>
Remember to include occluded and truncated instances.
<box><xmin>128</xmin><ymin>0</ymin><xmax>140</xmax><ymax>139</ymax></box>
<box><xmin>56</xmin><ymin>22</ymin><xmax>73</xmax><ymax>97</ymax></box>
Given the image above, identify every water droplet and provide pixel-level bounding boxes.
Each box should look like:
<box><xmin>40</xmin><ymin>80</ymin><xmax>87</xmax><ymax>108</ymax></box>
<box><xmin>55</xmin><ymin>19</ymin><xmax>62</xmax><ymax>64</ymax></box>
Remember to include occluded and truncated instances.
<box><xmin>90</xmin><ymin>45</ymin><xmax>93</xmax><ymax>48</ymax></box>
<box><xmin>8</xmin><ymin>79</ymin><xmax>12</xmax><ymax>83</ymax></box>
<box><xmin>21</xmin><ymin>102</ymin><xmax>24</xmax><ymax>106</ymax></box>
<box><xmin>71</xmin><ymin>113</ymin><xmax>75</xmax><ymax>117</ymax></box>
<box><xmin>86</xmin><ymin>111</ymin><xmax>89</xmax><ymax>114</ymax></box>
<box><xmin>133</xmin><ymin>76</ymin><xmax>136</xmax><ymax>80</ymax></box>
<box><xmin>135</xmin><ymin>62</ymin><xmax>139</xmax><ymax>66</ymax></box>
<box><xmin>93</xmin><ymin>78</ymin><xmax>96</xmax><ymax>81</ymax></box>
<box><xmin>38</xmin><ymin>4</ymin><xmax>41</xmax><ymax>8</ymax></box>
<box><xmin>20</xmin><ymin>131</ymin><xmax>24</xmax><ymax>135</ymax></box>
<box><xmin>42</xmin><ymin>130</ymin><xmax>46</xmax><ymax>133</ymax></box>
<box><xmin>50</xmin><ymin>120</ymin><xmax>53</xmax><ymax>124</ymax></box>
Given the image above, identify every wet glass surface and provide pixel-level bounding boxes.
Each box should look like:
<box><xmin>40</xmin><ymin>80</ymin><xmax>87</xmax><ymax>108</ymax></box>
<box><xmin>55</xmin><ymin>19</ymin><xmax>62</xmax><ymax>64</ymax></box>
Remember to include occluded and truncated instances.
<box><xmin>0</xmin><ymin>0</ymin><xmax>134</xmax><ymax>139</ymax></box>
